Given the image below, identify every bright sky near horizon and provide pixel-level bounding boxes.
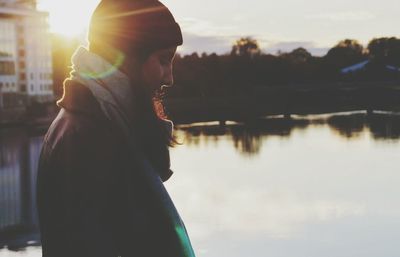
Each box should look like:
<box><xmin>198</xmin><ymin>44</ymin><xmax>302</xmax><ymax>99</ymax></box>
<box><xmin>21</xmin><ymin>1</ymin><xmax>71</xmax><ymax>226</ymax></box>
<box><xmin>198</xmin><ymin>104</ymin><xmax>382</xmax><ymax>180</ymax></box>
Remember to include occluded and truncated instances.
<box><xmin>37</xmin><ymin>0</ymin><xmax>400</xmax><ymax>56</ymax></box>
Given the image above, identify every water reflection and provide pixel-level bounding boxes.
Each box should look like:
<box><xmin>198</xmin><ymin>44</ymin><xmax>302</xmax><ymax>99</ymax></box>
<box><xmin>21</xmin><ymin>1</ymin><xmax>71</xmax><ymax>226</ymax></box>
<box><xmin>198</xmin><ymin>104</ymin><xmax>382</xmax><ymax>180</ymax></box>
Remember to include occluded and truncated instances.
<box><xmin>0</xmin><ymin>129</ymin><xmax>41</xmax><ymax>251</ymax></box>
<box><xmin>179</xmin><ymin>113</ymin><xmax>400</xmax><ymax>156</ymax></box>
<box><xmin>169</xmin><ymin>113</ymin><xmax>400</xmax><ymax>257</ymax></box>
<box><xmin>328</xmin><ymin>113</ymin><xmax>400</xmax><ymax>140</ymax></box>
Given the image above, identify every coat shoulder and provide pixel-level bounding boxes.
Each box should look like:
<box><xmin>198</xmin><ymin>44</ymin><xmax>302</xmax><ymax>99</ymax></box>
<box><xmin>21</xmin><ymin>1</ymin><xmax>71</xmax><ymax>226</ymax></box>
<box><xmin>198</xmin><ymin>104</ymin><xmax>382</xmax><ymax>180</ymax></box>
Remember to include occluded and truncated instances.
<box><xmin>44</xmin><ymin>108</ymin><xmax>115</xmax><ymax>153</ymax></box>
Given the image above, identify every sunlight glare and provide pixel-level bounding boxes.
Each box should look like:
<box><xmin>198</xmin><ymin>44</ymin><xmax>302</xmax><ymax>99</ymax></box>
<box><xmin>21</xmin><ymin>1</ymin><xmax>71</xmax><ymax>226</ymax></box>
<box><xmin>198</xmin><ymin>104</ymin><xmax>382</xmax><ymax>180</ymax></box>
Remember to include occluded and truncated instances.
<box><xmin>37</xmin><ymin>0</ymin><xmax>100</xmax><ymax>38</ymax></box>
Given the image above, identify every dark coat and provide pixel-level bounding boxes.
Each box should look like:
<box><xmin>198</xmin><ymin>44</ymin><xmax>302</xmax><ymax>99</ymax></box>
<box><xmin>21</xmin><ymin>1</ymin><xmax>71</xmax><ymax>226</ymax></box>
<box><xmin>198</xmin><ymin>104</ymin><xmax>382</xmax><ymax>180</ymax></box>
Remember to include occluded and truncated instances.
<box><xmin>36</xmin><ymin>80</ymin><xmax>182</xmax><ymax>257</ymax></box>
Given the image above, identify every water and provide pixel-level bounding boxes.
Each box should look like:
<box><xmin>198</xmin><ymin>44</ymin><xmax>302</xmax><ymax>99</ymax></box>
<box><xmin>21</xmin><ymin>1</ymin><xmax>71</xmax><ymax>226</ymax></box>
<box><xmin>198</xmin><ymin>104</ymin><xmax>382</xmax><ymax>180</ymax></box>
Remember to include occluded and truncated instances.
<box><xmin>1</xmin><ymin>113</ymin><xmax>400</xmax><ymax>257</ymax></box>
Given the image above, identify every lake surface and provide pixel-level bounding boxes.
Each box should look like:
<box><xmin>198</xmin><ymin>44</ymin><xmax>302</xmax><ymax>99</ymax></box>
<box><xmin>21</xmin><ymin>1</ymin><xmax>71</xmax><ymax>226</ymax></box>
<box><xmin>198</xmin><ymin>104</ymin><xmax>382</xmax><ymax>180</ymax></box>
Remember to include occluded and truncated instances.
<box><xmin>1</xmin><ymin>112</ymin><xmax>399</xmax><ymax>257</ymax></box>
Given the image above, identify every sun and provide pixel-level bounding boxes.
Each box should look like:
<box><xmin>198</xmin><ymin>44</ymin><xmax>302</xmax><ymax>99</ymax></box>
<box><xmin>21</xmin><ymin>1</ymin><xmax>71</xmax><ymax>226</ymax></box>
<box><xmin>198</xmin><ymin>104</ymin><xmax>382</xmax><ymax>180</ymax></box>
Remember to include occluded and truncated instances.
<box><xmin>37</xmin><ymin>0</ymin><xmax>100</xmax><ymax>38</ymax></box>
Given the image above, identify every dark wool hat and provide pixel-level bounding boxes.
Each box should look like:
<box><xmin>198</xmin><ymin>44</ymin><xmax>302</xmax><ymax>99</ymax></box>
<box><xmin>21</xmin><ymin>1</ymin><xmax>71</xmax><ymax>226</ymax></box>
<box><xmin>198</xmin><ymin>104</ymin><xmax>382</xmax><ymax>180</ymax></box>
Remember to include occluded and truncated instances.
<box><xmin>88</xmin><ymin>0</ymin><xmax>183</xmax><ymax>55</ymax></box>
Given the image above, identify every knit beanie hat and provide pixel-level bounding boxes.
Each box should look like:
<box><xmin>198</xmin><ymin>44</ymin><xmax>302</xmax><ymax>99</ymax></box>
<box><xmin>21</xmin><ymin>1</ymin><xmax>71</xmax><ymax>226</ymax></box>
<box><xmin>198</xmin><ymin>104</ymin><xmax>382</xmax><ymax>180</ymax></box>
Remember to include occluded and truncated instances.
<box><xmin>88</xmin><ymin>0</ymin><xmax>183</xmax><ymax>56</ymax></box>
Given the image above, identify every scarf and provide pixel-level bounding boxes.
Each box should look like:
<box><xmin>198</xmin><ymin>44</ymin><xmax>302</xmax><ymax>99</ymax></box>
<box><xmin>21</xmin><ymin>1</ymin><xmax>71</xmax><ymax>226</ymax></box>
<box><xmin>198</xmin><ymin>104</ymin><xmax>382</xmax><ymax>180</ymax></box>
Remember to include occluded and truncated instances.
<box><xmin>70</xmin><ymin>46</ymin><xmax>196</xmax><ymax>257</ymax></box>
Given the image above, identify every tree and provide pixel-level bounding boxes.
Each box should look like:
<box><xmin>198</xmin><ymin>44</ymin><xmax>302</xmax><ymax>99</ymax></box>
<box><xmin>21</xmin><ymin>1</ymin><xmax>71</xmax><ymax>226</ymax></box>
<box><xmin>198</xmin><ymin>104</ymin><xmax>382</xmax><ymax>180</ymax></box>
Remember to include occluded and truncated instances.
<box><xmin>281</xmin><ymin>47</ymin><xmax>312</xmax><ymax>64</ymax></box>
<box><xmin>368</xmin><ymin>37</ymin><xmax>400</xmax><ymax>66</ymax></box>
<box><xmin>325</xmin><ymin>39</ymin><xmax>366</xmax><ymax>68</ymax></box>
<box><xmin>231</xmin><ymin>37</ymin><xmax>262</xmax><ymax>58</ymax></box>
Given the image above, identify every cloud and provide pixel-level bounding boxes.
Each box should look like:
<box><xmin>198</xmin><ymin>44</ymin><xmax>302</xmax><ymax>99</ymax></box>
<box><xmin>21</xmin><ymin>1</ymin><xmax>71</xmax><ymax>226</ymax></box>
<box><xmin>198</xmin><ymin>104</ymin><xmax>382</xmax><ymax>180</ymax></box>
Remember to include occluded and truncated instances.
<box><xmin>308</xmin><ymin>11</ymin><xmax>376</xmax><ymax>22</ymax></box>
<box><xmin>179</xmin><ymin>34</ymin><xmax>330</xmax><ymax>57</ymax></box>
<box><xmin>177</xmin><ymin>17</ymin><xmax>331</xmax><ymax>56</ymax></box>
<box><xmin>264</xmin><ymin>41</ymin><xmax>329</xmax><ymax>56</ymax></box>
<box><xmin>178</xmin><ymin>17</ymin><xmax>261</xmax><ymax>55</ymax></box>
<box><xmin>178</xmin><ymin>32</ymin><xmax>234</xmax><ymax>55</ymax></box>
<box><xmin>179</xmin><ymin>17</ymin><xmax>237</xmax><ymax>37</ymax></box>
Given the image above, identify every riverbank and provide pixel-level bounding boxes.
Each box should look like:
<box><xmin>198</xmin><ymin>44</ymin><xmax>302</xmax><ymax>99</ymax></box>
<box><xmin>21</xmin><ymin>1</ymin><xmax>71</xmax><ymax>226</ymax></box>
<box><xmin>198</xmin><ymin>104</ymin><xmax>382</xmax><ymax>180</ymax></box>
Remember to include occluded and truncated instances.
<box><xmin>164</xmin><ymin>84</ymin><xmax>400</xmax><ymax>124</ymax></box>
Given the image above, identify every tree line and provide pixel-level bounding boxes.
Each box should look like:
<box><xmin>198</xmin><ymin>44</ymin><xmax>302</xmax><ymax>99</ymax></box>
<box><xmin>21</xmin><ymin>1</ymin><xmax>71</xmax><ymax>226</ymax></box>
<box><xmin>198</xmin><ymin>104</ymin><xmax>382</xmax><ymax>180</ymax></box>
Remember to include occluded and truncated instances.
<box><xmin>169</xmin><ymin>37</ymin><xmax>400</xmax><ymax>98</ymax></box>
<box><xmin>51</xmin><ymin>35</ymin><xmax>400</xmax><ymax>99</ymax></box>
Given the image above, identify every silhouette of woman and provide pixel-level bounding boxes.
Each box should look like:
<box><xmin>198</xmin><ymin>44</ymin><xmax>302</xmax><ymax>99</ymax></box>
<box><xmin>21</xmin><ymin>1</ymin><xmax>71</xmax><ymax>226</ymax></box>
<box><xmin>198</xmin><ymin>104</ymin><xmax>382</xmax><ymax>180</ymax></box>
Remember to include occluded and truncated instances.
<box><xmin>36</xmin><ymin>0</ymin><xmax>195</xmax><ymax>256</ymax></box>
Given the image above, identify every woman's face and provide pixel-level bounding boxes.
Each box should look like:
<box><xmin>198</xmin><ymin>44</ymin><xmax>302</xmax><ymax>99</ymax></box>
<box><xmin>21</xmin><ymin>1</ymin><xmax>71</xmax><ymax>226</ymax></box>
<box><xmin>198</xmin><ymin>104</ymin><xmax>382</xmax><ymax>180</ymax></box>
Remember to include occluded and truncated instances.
<box><xmin>140</xmin><ymin>46</ymin><xmax>177</xmax><ymax>94</ymax></box>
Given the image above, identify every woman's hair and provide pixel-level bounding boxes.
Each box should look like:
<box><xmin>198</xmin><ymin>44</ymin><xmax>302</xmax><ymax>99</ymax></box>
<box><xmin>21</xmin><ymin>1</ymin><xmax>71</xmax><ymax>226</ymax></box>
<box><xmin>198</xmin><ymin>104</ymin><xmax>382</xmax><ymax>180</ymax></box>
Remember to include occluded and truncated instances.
<box><xmin>88</xmin><ymin>41</ymin><xmax>177</xmax><ymax>149</ymax></box>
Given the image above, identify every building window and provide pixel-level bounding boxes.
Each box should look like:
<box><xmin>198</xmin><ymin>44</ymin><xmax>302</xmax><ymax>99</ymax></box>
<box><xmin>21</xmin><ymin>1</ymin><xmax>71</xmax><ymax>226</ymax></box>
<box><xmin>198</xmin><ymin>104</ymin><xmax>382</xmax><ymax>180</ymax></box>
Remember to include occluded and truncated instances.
<box><xmin>31</xmin><ymin>84</ymin><xmax>34</xmax><ymax>91</ymax></box>
<box><xmin>20</xmin><ymin>84</ymin><xmax>27</xmax><ymax>92</ymax></box>
<box><xmin>19</xmin><ymin>61</ymin><xmax>25</xmax><ymax>69</ymax></box>
<box><xmin>18</xmin><ymin>49</ymin><xmax>25</xmax><ymax>57</ymax></box>
<box><xmin>18</xmin><ymin>37</ymin><xmax>25</xmax><ymax>46</ymax></box>
<box><xmin>0</xmin><ymin>61</ymin><xmax>16</xmax><ymax>75</ymax></box>
<box><xmin>0</xmin><ymin>82</ymin><xmax>3</xmax><ymax>89</ymax></box>
<box><xmin>17</xmin><ymin>26</ymin><xmax>24</xmax><ymax>34</ymax></box>
<box><xmin>30</xmin><ymin>73</ymin><xmax>34</xmax><ymax>79</ymax></box>
<box><xmin>0</xmin><ymin>21</ymin><xmax>17</xmax><ymax>58</ymax></box>
<box><xmin>20</xmin><ymin>72</ymin><xmax>26</xmax><ymax>80</ymax></box>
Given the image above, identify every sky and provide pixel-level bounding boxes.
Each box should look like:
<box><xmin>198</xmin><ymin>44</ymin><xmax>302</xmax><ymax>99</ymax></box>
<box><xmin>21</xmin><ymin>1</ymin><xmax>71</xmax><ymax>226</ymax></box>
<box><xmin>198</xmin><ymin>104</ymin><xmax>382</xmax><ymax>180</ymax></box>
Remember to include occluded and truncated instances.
<box><xmin>37</xmin><ymin>0</ymin><xmax>400</xmax><ymax>56</ymax></box>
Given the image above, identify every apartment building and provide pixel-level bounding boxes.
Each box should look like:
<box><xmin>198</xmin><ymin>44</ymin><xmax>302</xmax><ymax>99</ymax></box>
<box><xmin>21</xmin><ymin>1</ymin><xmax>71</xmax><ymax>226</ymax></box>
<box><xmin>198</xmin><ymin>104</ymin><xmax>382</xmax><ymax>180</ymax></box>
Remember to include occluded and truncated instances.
<box><xmin>0</xmin><ymin>0</ymin><xmax>53</xmax><ymax>109</ymax></box>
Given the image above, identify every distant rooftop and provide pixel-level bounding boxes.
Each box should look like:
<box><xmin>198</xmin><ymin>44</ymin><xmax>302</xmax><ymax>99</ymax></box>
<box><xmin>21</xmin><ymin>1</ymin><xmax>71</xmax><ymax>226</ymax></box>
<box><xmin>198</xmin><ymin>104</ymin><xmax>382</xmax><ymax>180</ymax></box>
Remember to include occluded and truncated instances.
<box><xmin>341</xmin><ymin>60</ymin><xmax>400</xmax><ymax>74</ymax></box>
<box><xmin>0</xmin><ymin>0</ymin><xmax>36</xmax><ymax>8</ymax></box>
<box><xmin>341</xmin><ymin>60</ymin><xmax>370</xmax><ymax>74</ymax></box>
<box><xmin>0</xmin><ymin>0</ymin><xmax>47</xmax><ymax>16</ymax></box>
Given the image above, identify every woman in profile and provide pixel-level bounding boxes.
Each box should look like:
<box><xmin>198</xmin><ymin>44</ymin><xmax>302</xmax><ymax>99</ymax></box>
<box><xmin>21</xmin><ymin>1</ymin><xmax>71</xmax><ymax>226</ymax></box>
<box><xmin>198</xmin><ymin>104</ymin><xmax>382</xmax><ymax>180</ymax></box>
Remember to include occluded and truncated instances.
<box><xmin>36</xmin><ymin>0</ymin><xmax>195</xmax><ymax>256</ymax></box>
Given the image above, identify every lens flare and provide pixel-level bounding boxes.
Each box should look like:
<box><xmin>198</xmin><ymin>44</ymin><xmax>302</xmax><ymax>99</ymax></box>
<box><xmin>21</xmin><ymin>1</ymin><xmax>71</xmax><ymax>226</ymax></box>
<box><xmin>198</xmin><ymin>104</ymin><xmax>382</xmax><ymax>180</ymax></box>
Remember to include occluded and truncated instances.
<box><xmin>79</xmin><ymin>51</ymin><xmax>125</xmax><ymax>79</ymax></box>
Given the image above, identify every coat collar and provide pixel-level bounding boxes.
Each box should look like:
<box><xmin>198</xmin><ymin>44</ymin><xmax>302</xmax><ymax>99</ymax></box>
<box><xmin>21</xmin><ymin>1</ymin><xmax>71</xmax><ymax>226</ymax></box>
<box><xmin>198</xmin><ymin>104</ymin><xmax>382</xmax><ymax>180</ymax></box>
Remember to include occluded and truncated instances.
<box><xmin>56</xmin><ymin>78</ymin><xmax>174</xmax><ymax>182</ymax></box>
<box><xmin>56</xmin><ymin>79</ymin><xmax>106</xmax><ymax>121</ymax></box>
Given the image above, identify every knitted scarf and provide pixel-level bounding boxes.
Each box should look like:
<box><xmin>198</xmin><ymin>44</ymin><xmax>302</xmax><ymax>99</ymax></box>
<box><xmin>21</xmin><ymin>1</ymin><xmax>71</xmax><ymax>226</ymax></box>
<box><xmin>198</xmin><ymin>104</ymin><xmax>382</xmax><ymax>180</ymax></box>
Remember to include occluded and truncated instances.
<box><xmin>69</xmin><ymin>46</ymin><xmax>196</xmax><ymax>257</ymax></box>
